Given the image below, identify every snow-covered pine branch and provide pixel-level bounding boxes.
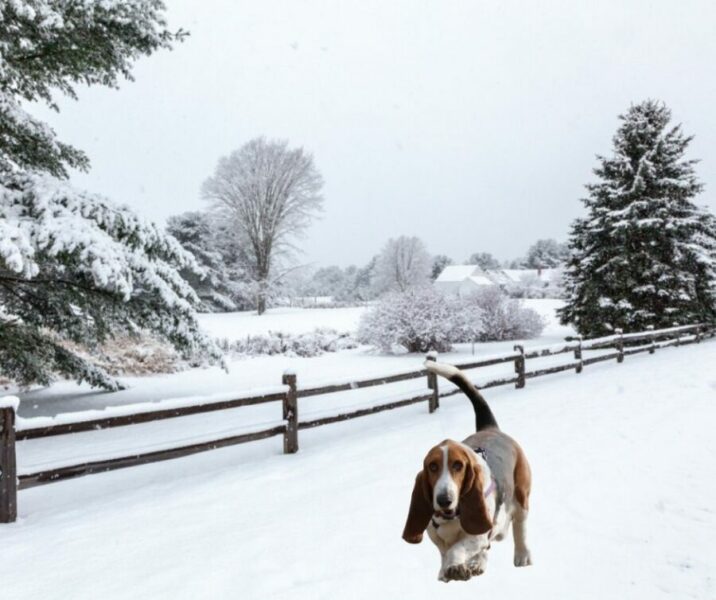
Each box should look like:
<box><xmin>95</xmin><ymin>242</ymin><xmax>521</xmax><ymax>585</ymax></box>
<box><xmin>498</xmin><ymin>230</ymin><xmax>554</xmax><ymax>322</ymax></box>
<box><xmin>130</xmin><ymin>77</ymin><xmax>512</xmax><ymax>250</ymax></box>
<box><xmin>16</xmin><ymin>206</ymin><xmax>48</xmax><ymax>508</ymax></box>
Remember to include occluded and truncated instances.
<box><xmin>0</xmin><ymin>0</ymin><xmax>185</xmax><ymax>178</ymax></box>
<box><xmin>0</xmin><ymin>173</ymin><xmax>220</xmax><ymax>390</ymax></box>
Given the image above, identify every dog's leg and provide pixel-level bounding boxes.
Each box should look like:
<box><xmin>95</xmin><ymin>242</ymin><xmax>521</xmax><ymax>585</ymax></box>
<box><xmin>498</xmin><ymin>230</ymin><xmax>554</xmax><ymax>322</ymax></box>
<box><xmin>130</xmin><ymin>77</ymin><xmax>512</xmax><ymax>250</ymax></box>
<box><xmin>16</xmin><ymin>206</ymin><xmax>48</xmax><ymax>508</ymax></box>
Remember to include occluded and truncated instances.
<box><xmin>467</xmin><ymin>547</ymin><xmax>489</xmax><ymax>576</ymax></box>
<box><xmin>436</xmin><ymin>547</ymin><xmax>450</xmax><ymax>582</ymax></box>
<box><xmin>428</xmin><ymin>526</ymin><xmax>452</xmax><ymax>581</ymax></box>
<box><xmin>511</xmin><ymin>504</ymin><xmax>532</xmax><ymax>567</ymax></box>
<box><xmin>442</xmin><ymin>535</ymin><xmax>489</xmax><ymax>581</ymax></box>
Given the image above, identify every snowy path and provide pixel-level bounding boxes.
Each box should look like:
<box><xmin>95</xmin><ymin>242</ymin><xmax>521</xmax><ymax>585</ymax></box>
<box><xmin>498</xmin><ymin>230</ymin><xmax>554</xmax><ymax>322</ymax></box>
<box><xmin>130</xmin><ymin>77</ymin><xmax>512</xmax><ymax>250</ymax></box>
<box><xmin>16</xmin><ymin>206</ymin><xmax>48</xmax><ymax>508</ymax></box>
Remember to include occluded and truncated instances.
<box><xmin>2</xmin><ymin>340</ymin><xmax>715</xmax><ymax>599</ymax></box>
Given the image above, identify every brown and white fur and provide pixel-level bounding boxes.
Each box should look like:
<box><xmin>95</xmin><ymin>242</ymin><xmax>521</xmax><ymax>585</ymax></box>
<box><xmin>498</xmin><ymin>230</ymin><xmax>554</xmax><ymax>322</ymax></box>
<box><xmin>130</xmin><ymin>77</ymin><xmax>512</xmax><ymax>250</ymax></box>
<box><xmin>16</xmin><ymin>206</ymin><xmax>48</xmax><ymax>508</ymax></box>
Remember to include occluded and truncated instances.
<box><xmin>402</xmin><ymin>361</ymin><xmax>532</xmax><ymax>582</ymax></box>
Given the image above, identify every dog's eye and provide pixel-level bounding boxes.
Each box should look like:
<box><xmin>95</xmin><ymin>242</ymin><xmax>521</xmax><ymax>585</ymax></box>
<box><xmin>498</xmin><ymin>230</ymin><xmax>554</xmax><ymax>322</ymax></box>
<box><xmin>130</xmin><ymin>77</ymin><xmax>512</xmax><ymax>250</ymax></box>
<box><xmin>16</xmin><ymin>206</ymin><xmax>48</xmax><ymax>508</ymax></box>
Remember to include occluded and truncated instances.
<box><xmin>452</xmin><ymin>461</ymin><xmax>463</xmax><ymax>471</ymax></box>
<box><xmin>428</xmin><ymin>462</ymin><xmax>438</xmax><ymax>473</ymax></box>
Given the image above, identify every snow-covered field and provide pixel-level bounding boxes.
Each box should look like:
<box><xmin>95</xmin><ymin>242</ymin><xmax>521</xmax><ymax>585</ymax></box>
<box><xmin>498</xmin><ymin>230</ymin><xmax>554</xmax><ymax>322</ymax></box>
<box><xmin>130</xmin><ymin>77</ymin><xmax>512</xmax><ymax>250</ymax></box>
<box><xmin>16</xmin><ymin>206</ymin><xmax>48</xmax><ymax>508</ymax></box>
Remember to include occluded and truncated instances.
<box><xmin>2</xmin><ymin>338</ymin><xmax>715</xmax><ymax>599</ymax></box>
<box><xmin>14</xmin><ymin>299</ymin><xmax>570</xmax><ymax>418</ymax></box>
<box><xmin>196</xmin><ymin>305</ymin><xmax>367</xmax><ymax>338</ymax></box>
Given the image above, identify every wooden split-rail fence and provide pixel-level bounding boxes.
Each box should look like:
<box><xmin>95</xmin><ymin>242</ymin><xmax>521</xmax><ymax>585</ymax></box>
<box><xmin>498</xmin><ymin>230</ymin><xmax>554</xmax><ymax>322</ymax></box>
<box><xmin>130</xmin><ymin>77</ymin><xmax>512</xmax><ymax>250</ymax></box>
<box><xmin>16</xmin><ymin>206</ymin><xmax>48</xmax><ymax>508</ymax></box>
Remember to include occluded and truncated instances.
<box><xmin>1</xmin><ymin>322</ymin><xmax>713</xmax><ymax>523</ymax></box>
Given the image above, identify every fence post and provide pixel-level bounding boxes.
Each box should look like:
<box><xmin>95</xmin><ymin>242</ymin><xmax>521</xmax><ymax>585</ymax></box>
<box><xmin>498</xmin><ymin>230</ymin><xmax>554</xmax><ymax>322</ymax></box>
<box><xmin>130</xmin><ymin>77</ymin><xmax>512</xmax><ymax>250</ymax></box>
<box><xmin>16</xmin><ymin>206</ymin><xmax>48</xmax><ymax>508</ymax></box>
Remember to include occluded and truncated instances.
<box><xmin>615</xmin><ymin>328</ymin><xmax>624</xmax><ymax>363</ymax></box>
<box><xmin>425</xmin><ymin>352</ymin><xmax>439</xmax><ymax>413</ymax></box>
<box><xmin>514</xmin><ymin>345</ymin><xmax>525</xmax><ymax>389</ymax></box>
<box><xmin>574</xmin><ymin>335</ymin><xmax>583</xmax><ymax>374</ymax></box>
<box><xmin>674</xmin><ymin>323</ymin><xmax>681</xmax><ymax>347</ymax></box>
<box><xmin>282</xmin><ymin>371</ymin><xmax>298</xmax><ymax>454</ymax></box>
<box><xmin>647</xmin><ymin>325</ymin><xmax>655</xmax><ymax>354</ymax></box>
<box><xmin>0</xmin><ymin>398</ymin><xmax>18</xmax><ymax>523</ymax></box>
<box><xmin>695</xmin><ymin>325</ymin><xmax>702</xmax><ymax>343</ymax></box>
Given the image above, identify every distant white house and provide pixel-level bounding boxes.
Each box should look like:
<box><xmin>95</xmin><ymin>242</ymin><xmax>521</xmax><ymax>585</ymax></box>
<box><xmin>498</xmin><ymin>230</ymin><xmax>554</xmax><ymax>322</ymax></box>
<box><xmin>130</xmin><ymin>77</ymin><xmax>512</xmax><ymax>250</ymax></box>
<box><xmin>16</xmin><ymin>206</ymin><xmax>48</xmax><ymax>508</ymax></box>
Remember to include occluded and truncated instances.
<box><xmin>489</xmin><ymin>268</ymin><xmax>559</xmax><ymax>287</ymax></box>
<box><xmin>434</xmin><ymin>264</ymin><xmax>562</xmax><ymax>298</ymax></box>
<box><xmin>433</xmin><ymin>265</ymin><xmax>495</xmax><ymax>297</ymax></box>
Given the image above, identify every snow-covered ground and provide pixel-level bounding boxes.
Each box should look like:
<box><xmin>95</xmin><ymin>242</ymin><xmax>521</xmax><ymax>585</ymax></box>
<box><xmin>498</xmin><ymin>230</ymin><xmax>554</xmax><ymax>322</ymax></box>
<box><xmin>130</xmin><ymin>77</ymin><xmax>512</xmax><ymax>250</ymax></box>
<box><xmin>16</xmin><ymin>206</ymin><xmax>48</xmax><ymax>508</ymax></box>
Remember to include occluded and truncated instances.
<box><xmin>2</xmin><ymin>338</ymin><xmax>715</xmax><ymax>599</ymax></box>
<box><xmin>15</xmin><ymin>299</ymin><xmax>570</xmax><ymax>418</ymax></box>
<box><xmin>196</xmin><ymin>305</ymin><xmax>367</xmax><ymax>338</ymax></box>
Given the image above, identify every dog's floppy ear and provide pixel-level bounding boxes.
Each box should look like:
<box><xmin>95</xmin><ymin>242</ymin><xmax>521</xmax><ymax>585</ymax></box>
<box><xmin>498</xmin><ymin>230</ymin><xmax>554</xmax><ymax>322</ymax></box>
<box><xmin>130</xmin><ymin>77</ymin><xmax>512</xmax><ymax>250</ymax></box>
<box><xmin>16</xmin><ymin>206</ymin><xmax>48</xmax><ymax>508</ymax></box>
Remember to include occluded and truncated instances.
<box><xmin>402</xmin><ymin>470</ymin><xmax>433</xmax><ymax>544</ymax></box>
<box><xmin>459</xmin><ymin>460</ymin><xmax>492</xmax><ymax>536</ymax></box>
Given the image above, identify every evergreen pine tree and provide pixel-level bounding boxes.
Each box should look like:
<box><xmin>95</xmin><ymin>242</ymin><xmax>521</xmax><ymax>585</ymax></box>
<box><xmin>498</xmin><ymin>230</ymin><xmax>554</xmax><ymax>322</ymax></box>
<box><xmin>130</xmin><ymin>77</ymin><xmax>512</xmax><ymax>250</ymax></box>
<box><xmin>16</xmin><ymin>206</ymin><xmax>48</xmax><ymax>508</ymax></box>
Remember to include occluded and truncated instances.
<box><xmin>0</xmin><ymin>2</ymin><xmax>220</xmax><ymax>390</ymax></box>
<box><xmin>166</xmin><ymin>211</ymin><xmax>252</xmax><ymax>312</ymax></box>
<box><xmin>560</xmin><ymin>100</ymin><xmax>716</xmax><ymax>336</ymax></box>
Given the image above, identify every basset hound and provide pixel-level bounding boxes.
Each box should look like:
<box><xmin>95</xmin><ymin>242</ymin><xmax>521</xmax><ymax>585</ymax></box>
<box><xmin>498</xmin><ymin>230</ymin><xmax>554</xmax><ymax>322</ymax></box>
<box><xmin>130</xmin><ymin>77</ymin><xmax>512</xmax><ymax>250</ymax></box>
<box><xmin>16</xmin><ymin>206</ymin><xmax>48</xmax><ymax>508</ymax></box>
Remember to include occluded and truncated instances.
<box><xmin>402</xmin><ymin>361</ymin><xmax>532</xmax><ymax>582</ymax></box>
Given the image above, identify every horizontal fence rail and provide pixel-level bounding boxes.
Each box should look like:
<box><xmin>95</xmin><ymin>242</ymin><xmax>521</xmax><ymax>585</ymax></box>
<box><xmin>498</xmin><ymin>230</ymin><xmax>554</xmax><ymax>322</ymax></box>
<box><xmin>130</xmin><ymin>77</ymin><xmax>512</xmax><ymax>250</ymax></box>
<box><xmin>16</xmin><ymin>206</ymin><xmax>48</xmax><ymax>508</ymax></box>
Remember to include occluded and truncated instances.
<box><xmin>18</xmin><ymin>423</ymin><xmax>287</xmax><ymax>490</ymax></box>
<box><xmin>1</xmin><ymin>322</ymin><xmax>713</xmax><ymax>522</ymax></box>
<box><xmin>16</xmin><ymin>387</ymin><xmax>288</xmax><ymax>441</ymax></box>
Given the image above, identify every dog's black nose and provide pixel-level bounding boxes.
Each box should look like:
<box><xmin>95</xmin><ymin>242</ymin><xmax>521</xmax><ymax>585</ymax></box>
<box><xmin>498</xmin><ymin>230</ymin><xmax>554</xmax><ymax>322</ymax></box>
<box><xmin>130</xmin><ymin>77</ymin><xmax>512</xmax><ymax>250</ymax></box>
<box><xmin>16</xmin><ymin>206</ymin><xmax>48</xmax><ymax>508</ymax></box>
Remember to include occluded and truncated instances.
<box><xmin>436</xmin><ymin>494</ymin><xmax>452</xmax><ymax>508</ymax></box>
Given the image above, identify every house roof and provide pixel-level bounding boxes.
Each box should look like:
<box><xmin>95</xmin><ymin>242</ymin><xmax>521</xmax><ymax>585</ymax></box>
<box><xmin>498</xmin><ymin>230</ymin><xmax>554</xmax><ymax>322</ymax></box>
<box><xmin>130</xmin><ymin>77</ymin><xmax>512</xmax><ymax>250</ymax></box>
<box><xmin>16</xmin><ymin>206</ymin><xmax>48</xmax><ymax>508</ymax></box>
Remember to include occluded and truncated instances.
<box><xmin>499</xmin><ymin>268</ymin><xmax>558</xmax><ymax>283</ymax></box>
<box><xmin>435</xmin><ymin>264</ymin><xmax>482</xmax><ymax>283</ymax></box>
<box><xmin>435</xmin><ymin>264</ymin><xmax>561</xmax><ymax>287</ymax></box>
<box><xmin>467</xmin><ymin>275</ymin><xmax>494</xmax><ymax>286</ymax></box>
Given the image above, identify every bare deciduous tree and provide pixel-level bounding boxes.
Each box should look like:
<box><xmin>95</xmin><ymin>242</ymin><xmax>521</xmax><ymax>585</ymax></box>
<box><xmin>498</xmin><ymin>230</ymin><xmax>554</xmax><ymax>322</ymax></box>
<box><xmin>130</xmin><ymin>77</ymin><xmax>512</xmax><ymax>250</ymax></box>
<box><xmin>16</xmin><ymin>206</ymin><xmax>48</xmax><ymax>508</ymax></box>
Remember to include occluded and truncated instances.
<box><xmin>374</xmin><ymin>236</ymin><xmax>432</xmax><ymax>293</ymax></box>
<box><xmin>202</xmin><ymin>137</ymin><xmax>324</xmax><ymax>314</ymax></box>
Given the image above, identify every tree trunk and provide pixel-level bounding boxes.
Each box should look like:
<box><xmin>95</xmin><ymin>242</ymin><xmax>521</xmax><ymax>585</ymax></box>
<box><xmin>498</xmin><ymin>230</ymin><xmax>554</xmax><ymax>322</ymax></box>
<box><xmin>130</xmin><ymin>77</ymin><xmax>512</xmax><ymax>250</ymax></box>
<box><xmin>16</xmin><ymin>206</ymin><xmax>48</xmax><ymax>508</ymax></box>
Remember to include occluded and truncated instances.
<box><xmin>257</xmin><ymin>294</ymin><xmax>266</xmax><ymax>315</ymax></box>
<box><xmin>256</xmin><ymin>276</ymin><xmax>268</xmax><ymax>315</ymax></box>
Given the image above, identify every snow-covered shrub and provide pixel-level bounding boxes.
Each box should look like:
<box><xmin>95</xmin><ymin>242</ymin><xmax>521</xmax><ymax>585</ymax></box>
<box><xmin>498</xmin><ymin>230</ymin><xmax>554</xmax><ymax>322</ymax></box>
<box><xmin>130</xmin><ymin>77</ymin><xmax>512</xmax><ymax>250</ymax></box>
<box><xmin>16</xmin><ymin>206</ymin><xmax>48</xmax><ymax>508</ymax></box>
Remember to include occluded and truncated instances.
<box><xmin>357</xmin><ymin>287</ymin><xmax>482</xmax><ymax>353</ymax></box>
<box><xmin>505</xmin><ymin>274</ymin><xmax>548</xmax><ymax>299</ymax></box>
<box><xmin>218</xmin><ymin>328</ymin><xmax>357</xmax><ymax>358</ymax></box>
<box><xmin>464</xmin><ymin>287</ymin><xmax>544</xmax><ymax>341</ymax></box>
<box><xmin>65</xmin><ymin>335</ymin><xmax>185</xmax><ymax>377</ymax></box>
<box><xmin>504</xmin><ymin>269</ymin><xmax>565</xmax><ymax>299</ymax></box>
<box><xmin>292</xmin><ymin>298</ymin><xmax>367</xmax><ymax>309</ymax></box>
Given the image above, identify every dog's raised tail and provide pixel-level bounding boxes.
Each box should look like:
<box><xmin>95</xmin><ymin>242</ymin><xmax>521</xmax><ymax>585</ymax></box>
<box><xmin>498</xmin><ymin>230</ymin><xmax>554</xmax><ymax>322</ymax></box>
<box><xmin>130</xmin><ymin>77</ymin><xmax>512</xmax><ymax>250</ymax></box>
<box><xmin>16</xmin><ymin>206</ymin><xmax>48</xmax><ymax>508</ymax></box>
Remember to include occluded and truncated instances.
<box><xmin>424</xmin><ymin>361</ymin><xmax>498</xmax><ymax>432</ymax></box>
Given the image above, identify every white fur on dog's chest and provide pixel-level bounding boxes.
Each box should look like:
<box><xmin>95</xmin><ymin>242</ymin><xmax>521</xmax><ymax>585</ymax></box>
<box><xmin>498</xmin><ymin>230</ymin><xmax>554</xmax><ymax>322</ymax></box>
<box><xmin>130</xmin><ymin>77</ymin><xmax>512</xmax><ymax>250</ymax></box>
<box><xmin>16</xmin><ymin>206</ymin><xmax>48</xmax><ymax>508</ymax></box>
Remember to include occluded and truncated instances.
<box><xmin>430</xmin><ymin>518</ymin><xmax>463</xmax><ymax>547</ymax></box>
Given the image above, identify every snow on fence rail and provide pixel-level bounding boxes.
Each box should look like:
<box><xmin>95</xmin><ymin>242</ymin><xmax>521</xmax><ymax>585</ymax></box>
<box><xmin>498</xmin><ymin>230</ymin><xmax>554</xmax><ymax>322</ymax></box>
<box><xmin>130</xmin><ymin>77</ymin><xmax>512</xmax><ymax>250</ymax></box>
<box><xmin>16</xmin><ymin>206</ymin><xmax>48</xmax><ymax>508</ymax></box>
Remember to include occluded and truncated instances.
<box><xmin>0</xmin><ymin>322</ymin><xmax>713</xmax><ymax>523</ymax></box>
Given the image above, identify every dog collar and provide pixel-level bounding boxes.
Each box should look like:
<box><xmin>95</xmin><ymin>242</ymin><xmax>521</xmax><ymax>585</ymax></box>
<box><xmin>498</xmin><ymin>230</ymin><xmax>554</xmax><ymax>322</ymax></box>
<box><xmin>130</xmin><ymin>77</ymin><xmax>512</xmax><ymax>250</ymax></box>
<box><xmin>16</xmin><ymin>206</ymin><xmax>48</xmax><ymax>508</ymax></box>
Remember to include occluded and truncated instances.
<box><xmin>431</xmin><ymin>513</ymin><xmax>457</xmax><ymax>529</ymax></box>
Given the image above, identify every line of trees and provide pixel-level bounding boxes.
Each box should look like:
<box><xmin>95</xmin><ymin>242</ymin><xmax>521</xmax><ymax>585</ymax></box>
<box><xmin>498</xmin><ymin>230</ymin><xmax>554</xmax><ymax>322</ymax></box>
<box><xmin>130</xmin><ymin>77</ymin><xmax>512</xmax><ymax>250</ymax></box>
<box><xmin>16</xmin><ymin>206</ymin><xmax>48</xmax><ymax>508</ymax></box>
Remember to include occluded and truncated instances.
<box><xmin>466</xmin><ymin>240</ymin><xmax>569</xmax><ymax>271</ymax></box>
<box><xmin>166</xmin><ymin>222</ymin><xmax>572</xmax><ymax>311</ymax></box>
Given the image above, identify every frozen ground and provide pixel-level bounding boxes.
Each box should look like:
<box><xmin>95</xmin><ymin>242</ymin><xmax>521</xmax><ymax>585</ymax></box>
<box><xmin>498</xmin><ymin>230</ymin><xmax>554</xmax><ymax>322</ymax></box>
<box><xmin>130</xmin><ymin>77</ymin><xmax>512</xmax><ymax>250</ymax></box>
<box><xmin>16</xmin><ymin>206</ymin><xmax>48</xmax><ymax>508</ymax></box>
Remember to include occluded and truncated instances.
<box><xmin>1</xmin><ymin>339</ymin><xmax>715</xmax><ymax>599</ymax></box>
<box><xmin>196</xmin><ymin>305</ymin><xmax>367</xmax><ymax>338</ymax></box>
<box><xmin>14</xmin><ymin>299</ymin><xmax>571</xmax><ymax>418</ymax></box>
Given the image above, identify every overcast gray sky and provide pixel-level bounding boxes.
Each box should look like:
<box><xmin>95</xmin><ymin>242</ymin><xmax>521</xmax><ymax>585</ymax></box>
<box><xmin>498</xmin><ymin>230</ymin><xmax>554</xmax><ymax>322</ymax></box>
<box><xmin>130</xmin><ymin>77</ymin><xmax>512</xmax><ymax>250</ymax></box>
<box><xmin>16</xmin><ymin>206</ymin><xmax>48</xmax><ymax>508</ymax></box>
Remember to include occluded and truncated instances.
<box><xmin>33</xmin><ymin>0</ymin><xmax>716</xmax><ymax>267</ymax></box>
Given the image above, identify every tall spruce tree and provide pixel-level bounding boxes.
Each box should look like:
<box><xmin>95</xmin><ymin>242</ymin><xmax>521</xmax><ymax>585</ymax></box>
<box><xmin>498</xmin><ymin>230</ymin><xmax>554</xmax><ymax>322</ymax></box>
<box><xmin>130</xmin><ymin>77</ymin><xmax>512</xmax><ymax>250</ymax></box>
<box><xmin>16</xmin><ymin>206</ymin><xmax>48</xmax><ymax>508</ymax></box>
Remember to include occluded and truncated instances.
<box><xmin>560</xmin><ymin>100</ymin><xmax>716</xmax><ymax>336</ymax></box>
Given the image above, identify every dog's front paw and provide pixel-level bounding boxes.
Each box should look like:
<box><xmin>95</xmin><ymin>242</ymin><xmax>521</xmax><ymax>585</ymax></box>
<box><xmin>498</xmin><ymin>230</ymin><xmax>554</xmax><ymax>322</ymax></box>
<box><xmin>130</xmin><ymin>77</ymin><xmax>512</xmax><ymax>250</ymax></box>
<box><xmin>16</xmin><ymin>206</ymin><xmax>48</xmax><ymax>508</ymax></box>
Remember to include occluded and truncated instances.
<box><xmin>514</xmin><ymin>548</ymin><xmax>532</xmax><ymax>567</ymax></box>
<box><xmin>467</xmin><ymin>552</ymin><xmax>488</xmax><ymax>576</ymax></box>
<box><xmin>443</xmin><ymin>563</ymin><xmax>472</xmax><ymax>582</ymax></box>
